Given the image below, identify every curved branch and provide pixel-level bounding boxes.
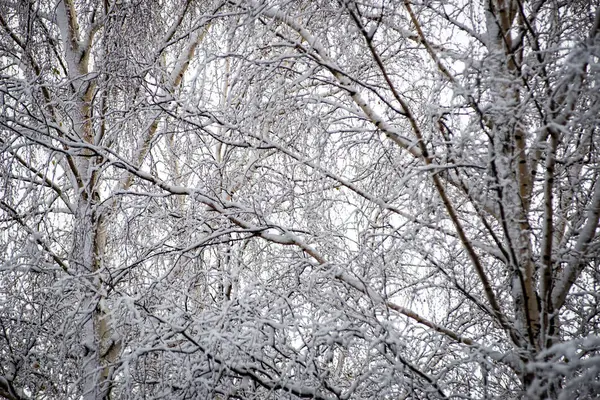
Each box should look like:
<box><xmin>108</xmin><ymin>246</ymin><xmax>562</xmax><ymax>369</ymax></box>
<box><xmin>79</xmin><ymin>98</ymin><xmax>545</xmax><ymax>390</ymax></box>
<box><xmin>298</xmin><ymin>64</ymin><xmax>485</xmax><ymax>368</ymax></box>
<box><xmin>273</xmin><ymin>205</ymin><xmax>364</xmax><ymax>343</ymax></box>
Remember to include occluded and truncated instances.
<box><xmin>344</xmin><ymin>1</ymin><xmax>522</xmax><ymax>346</ymax></box>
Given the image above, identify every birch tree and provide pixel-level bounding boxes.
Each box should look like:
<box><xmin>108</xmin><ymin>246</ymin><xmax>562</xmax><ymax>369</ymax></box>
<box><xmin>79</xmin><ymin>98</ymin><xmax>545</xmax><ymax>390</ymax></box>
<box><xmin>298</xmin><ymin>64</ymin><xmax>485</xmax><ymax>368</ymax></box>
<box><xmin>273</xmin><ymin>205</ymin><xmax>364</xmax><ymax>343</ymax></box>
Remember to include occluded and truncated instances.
<box><xmin>1</xmin><ymin>0</ymin><xmax>600</xmax><ymax>399</ymax></box>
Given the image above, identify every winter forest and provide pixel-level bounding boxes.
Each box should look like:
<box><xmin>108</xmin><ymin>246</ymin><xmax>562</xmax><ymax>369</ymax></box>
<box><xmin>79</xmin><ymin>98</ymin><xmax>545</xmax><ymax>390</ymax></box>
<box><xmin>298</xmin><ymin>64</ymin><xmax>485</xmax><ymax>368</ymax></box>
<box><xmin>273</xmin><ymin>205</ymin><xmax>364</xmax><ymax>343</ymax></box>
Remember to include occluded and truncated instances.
<box><xmin>1</xmin><ymin>0</ymin><xmax>599</xmax><ymax>399</ymax></box>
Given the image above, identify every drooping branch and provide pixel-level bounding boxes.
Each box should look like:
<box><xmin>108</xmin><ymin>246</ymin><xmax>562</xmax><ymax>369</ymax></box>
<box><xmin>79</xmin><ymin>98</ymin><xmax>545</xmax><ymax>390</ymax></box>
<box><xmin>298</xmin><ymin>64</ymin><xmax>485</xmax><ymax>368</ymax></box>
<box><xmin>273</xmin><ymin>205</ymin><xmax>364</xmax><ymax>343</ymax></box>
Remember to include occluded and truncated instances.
<box><xmin>343</xmin><ymin>2</ymin><xmax>522</xmax><ymax>346</ymax></box>
<box><xmin>0</xmin><ymin>139</ymin><xmax>74</xmax><ymax>214</ymax></box>
<box><xmin>539</xmin><ymin>131</ymin><xmax>558</xmax><ymax>344</ymax></box>
<box><xmin>0</xmin><ymin>201</ymin><xmax>70</xmax><ymax>273</ymax></box>
<box><xmin>108</xmin><ymin>149</ymin><xmax>521</xmax><ymax>372</ymax></box>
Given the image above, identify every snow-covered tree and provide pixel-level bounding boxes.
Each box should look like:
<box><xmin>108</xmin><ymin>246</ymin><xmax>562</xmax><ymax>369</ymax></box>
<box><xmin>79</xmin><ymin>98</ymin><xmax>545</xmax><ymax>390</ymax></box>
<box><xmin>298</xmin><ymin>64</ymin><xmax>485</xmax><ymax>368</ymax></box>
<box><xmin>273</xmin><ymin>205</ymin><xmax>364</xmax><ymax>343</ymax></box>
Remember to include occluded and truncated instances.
<box><xmin>1</xmin><ymin>0</ymin><xmax>599</xmax><ymax>398</ymax></box>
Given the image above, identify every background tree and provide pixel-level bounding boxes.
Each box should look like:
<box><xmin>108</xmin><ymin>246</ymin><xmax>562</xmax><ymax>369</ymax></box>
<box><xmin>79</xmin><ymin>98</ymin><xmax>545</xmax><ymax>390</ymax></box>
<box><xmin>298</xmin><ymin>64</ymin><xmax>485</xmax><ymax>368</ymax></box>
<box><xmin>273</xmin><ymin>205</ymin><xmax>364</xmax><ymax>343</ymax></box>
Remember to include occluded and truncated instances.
<box><xmin>1</xmin><ymin>0</ymin><xmax>599</xmax><ymax>399</ymax></box>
